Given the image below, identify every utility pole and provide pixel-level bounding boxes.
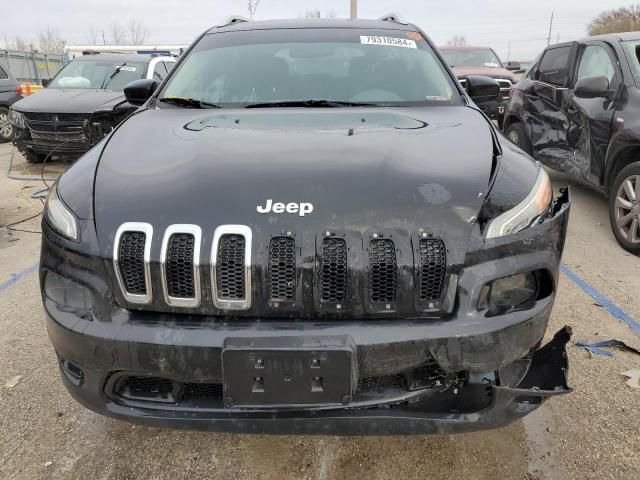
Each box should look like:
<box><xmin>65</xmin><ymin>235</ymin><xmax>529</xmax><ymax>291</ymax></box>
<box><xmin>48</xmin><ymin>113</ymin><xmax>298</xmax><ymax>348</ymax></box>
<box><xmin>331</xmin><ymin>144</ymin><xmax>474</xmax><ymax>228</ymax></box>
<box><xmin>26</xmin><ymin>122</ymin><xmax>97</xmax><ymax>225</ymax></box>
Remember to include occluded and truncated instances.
<box><xmin>546</xmin><ymin>12</ymin><xmax>554</xmax><ymax>46</ymax></box>
<box><xmin>507</xmin><ymin>41</ymin><xmax>511</xmax><ymax>62</ymax></box>
<box><xmin>350</xmin><ymin>0</ymin><xmax>357</xmax><ymax>19</ymax></box>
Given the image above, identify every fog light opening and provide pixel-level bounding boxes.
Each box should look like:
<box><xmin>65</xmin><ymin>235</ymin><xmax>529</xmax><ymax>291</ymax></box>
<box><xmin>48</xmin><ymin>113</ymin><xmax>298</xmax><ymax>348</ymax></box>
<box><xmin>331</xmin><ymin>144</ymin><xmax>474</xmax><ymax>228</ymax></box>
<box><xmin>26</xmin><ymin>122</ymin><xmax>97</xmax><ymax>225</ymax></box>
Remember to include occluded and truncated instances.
<box><xmin>478</xmin><ymin>270</ymin><xmax>552</xmax><ymax>317</ymax></box>
<box><xmin>44</xmin><ymin>271</ymin><xmax>93</xmax><ymax>312</ymax></box>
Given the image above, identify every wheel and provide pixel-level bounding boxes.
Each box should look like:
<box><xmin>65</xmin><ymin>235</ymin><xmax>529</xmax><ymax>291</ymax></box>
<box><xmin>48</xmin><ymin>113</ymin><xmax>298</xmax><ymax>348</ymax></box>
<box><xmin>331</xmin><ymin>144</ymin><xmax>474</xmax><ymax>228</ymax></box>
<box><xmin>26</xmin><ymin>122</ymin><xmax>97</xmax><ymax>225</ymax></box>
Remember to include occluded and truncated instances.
<box><xmin>505</xmin><ymin>122</ymin><xmax>533</xmax><ymax>156</ymax></box>
<box><xmin>609</xmin><ymin>162</ymin><xmax>640</xmax><ymax>255</ymax></box>
<box><xmin>0</xmin><ymin>107</ymin><xmax>12</xmax><ymax>143</ymax></box>
<box><xmin>23</xmin><ymin>150</ymin><xmax>46</xmax><ymax>164</ymax></box>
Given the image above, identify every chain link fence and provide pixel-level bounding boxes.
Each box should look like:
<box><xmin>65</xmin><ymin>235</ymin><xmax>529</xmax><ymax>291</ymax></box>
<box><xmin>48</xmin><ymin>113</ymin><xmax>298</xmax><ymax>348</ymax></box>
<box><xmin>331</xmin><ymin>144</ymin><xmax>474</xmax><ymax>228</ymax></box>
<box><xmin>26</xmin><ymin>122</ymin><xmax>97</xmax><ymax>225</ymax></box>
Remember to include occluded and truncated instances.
<box><xmin>0</xmin><ymin>50</ymin><xmax>65</xmax><ymax>83</ymax></box>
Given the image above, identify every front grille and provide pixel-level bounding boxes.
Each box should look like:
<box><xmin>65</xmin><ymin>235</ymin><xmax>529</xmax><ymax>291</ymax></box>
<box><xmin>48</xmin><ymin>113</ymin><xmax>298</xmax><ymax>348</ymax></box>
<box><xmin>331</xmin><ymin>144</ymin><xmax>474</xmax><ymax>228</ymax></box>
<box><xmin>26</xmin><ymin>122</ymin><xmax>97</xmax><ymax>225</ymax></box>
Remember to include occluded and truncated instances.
<box><xmin>357</xmin><ymin>374</ymin><xmax>404</xmax><ymax>393</ymax></box>
<box><xmin>268</xmin><ymin>237</ymin><xmax>296</xmax><ymax>302</ymax></box>
<box><xmin>216</xmin><ymin>234</ymin><xmax>246</xmax><ymax>300</ymax></box>
<box><xmin>320</xmin><ymin>238</ymin><xmax>347</xmax><ymax>303</ymax></box>
<box><xmin>182</xmin><ymin>382</ymin><xmax>224</xmax><ymax>401</ymax></box>
<box><xmin>166</xmin><ymin>233</ymin><xmax>195</xmax><ymax>298</ymax></box>
<box><xmin>119</xmin><ymin>376</ymin><xmax>173</xmax><ymax>401</ymax></box>
<box><xmin>418</xmin><ymin>239</ymin><xmax>447</xmax><ymax>302</ymax></box>
<box><xmin>118</xmin><ymin>232</ymin><xmax>147</xmax><ymax>295</ymax></box>
<box><xmin>368</xmin><ymin>239</ymin><xmax>397</xmax><ymax>303</ymax></box>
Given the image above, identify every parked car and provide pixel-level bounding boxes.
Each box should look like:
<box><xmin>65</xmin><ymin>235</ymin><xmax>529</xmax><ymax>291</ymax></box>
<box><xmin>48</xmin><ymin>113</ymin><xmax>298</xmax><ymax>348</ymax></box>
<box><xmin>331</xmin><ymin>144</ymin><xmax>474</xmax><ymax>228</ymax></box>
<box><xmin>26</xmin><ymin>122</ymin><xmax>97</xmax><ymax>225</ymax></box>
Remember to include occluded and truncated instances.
<box><xmin>0</xmin><ymin>64</ymin><xmax>22</xmax><ymax>143</ymax></box>
<box><xmin>8</xmin><ymin>53</ymin><xmax>176</xmax><ymax>162</ymax></box>
<box><xmin>504</xmin><ymin>32</ymin><xmax>640</xmax><ymax>254</ymax></box>
<box><xmin>40</xmin><ymin>16</ymin><xmax>571</xmax><ymax>435</ymax></box>
<box><xmin>439</xmin><ymin>46</ymin><xmax>523</xmax><ymax>127</ymax></box>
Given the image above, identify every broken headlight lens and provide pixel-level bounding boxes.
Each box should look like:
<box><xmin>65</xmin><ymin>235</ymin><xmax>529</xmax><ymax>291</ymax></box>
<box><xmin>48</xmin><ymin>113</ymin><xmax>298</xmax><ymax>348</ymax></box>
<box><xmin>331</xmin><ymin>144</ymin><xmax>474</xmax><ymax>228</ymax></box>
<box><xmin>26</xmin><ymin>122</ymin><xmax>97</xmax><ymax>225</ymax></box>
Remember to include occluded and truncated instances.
<box><xmin>485</xmin><ymin>165</ymin><xmax>552</xmax><ymax>239</ymax></box>
<box><xmin>8</xmin><ymin>108</ymin><xmax>25</xmax><ymax>128</ymax></box>
<box><xmin>478</xmin><ymin>272</ymin><xmax>538</xmax><ymax>315</ymax></box>
<box><xmin>45</xmin><ymin>183</ymin><xmax>79</xmax><ymax>241</ymax></box>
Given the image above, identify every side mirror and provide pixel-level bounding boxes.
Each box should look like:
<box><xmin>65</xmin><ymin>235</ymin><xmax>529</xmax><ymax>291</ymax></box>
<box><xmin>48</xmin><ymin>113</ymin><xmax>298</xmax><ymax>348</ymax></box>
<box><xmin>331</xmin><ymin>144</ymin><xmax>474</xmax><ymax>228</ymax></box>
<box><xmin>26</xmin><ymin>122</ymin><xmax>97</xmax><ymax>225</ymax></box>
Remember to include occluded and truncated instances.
<box><xmin>465</xmin><ymin>75</ymin><xmax>501</xmax><ymax>102</ymax></box>
<box><xmin>574</xmin><ymin>75</ymin><xmax>609</xmax><ymax>99</ymax></box>
<box><xmin>505</xmin><ymin>61</ymin><xmax>521</xmax><ymax>71</ymax></box>
<box><xmin>41</xmin><ymin>78</ymin><xmax>51</xmax><ymax>88</ymax></box>
<box><xmin>124</xmin><ymin>79</ymin><xmax>159</xmax><ymax>106</ymax></box>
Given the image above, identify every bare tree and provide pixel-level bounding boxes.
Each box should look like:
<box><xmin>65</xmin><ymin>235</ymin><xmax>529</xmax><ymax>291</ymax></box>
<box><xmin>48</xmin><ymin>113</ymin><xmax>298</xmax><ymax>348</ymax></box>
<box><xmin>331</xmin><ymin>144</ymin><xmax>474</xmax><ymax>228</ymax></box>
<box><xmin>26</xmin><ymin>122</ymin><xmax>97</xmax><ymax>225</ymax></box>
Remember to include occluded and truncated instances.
<box><xmin>304</xmin><ymin>9</ymin><xmax>337</xmax><ymax>18</ymax></box>
<box><xmin>247</xmin><ymin>0</ymin><xmax>262</xmax><ymax>19</ymax></box>
<box><xmin>8</xmin><ymin>35</ymin><xmax>30</xmax><ymax>51</ymax></box>
<box><xmin>109</xmin><ymin>21</ymin><xmax>127</xmax><ymax>45</ymax></box>
<box><xmin>446</xmin><ymin>35</ymin><xmax>467</xmax><ymax>46</ymax></box>
<box><xmin>88</xmin><ymin>25</ymin><xmax>100</xmax><ymax>45</ymax></box>
<box><xmin>588</xmin><ymin>4</ymin><xmax>640</xmax><ymax>35</ymax></box>
<box><xmin>38</xmin><ymin>27</ymin><xmax>66</xmax><ymax>53</ymax></box>
<box><xmin>127</xmin><ymin>19</ymin><xmax>148</xmax><ymax>45</ymax></box>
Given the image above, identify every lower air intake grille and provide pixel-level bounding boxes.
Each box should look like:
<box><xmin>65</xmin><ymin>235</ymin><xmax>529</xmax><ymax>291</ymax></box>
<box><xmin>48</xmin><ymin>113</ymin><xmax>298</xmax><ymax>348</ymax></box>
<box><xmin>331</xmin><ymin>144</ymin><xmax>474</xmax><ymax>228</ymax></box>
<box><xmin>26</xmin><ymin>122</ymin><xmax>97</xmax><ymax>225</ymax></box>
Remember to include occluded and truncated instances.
<box><xmin>368</xmin><ymin>239</ymin><xmax>397</xmax><ymax>303</ymax></box>
<box><xmin>216</xmin><ymin>234</ymin><xmax>246</xmax><ymax>300</ymax></box>
<box><xmin>418</xmin><ymin>239</ymin><xmax>447</xmax><ymax>302</ymax></box>
<box><xmin>118</xmin><ymin>232</ymin><xmax>147</xmax><ymax>295</ymax></box>
<box><xmin>320</xmin><ymin>238</ymin><xmax>347</xmax><ymax>303</ymax></box>
<box><xmin>166</xmin><ymin>233</ymin><xmax>195</xmax><ymax>298</ymax></box>
<box><xmin>268</xmin><ymin>237</ymin><xmax>296</xmax><ymax>302</ymax></box>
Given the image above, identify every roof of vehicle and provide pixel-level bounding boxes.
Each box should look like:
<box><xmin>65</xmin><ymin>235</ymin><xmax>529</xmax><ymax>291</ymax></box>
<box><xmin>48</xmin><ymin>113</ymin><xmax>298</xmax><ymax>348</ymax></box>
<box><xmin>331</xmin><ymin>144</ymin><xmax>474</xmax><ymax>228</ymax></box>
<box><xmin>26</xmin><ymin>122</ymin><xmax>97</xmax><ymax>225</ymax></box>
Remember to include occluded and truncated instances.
<box><xmin>438</xmin><ymin>46</ymin><xmax>495</xmax><ymax>51</ymax></box>
<box><xmin>72</xmin><ymin>53</ymin><xmax>162</xmax><ymax>63</ymax></box>
<box><xmin>206</xmin><ymin>17</ymin><xmax>418</xmax><ymax>34</ymax></box>
<box><xmin>585</xmin><ymin>31</ymin><xmax>640</xmax><ymax>42</ymax></box>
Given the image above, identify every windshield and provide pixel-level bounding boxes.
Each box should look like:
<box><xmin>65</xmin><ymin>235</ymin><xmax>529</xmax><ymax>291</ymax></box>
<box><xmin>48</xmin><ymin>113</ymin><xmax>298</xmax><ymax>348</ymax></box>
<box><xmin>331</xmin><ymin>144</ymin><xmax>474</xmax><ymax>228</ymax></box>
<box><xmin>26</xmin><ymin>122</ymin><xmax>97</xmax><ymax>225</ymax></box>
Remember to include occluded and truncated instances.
<box><xmin>48</xmin><ymin>60</ymin><xmax>146</xmax><ymax>90</ymax></box>
<box><xmin>440</xmin><ymin>49</ymin><xmax>503</xmax><ymax>68</ymax></box>
<box><xmin>161</xmin><ymin>28</ymin><xmax>458</xmax><ymax>107</ymax></box>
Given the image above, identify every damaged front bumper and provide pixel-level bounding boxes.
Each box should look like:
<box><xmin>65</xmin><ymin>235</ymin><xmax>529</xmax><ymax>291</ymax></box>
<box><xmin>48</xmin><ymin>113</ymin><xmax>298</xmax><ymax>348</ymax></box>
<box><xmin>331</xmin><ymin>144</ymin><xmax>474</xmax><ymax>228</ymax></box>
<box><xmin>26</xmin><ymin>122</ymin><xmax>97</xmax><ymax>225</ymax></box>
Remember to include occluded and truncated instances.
<box><xmin>41</xmin><ymin>188</ymin><xmax>571</xmax><ymax>434</ymax></box>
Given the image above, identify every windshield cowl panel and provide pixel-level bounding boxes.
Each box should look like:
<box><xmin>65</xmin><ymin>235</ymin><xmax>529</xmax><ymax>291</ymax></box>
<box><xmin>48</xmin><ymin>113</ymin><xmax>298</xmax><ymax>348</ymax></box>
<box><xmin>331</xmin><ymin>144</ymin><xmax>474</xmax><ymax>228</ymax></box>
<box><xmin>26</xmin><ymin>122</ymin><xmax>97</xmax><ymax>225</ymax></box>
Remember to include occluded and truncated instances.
<box><xmin>160</xmin><ymin>28</ymin><xmax>460</xmax><ymax>108</ymax></box>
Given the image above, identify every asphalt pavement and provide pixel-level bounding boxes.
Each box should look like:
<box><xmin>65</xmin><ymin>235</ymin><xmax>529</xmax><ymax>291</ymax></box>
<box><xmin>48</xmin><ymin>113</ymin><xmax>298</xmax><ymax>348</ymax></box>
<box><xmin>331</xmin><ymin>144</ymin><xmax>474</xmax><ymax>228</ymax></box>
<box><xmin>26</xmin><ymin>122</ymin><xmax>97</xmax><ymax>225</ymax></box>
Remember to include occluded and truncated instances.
<box><xmin>0</xmin><ymin>143</ymin><xmax>638</xmax><ymax>480</ymax></box>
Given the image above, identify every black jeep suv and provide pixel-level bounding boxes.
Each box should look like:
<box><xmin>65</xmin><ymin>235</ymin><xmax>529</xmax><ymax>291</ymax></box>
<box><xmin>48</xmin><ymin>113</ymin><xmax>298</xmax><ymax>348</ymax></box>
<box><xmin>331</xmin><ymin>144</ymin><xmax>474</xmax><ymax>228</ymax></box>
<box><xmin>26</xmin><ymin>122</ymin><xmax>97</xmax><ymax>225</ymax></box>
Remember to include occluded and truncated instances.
<box><xmin>504</xmin><ymin>32</ymin><xmax>640</xmax><ymax>254</ymax></box>
<box><xmin>40</xmin><ymin>17</ymin><xmax>571</xmax><ymax>434</ymax></box>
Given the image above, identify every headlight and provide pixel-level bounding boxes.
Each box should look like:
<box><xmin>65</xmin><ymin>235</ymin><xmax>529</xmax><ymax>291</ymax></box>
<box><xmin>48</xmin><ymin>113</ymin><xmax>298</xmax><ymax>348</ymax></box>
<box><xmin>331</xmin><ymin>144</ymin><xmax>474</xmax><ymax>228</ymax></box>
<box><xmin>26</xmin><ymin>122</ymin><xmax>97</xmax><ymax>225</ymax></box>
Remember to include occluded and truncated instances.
<box><xmin>44</xmin><ymin>271</ymin><xmax>92</xmax><ymax>310</ymax></box>
<box><xmin>485</xmin><ymin>165</ymin><xmax>552</xmax><ymax>239</ymax></box>
<box><xmin>45</xmin><ymin>183</ymin><xmax>79</xmax><ymax>241</ymax></box>
<box><xmin>8</xmin><ymin>108</ymin><xmax>25</xmax><ymax>128</ymax></box>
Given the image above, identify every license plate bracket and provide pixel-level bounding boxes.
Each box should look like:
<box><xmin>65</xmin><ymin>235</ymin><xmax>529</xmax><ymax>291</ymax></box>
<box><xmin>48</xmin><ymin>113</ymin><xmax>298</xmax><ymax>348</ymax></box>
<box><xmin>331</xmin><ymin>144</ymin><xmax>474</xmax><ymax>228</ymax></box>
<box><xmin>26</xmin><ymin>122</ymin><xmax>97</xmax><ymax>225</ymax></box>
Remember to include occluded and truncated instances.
<box><xmin>222</xmin><ymin>336</ymin><xmax>356</xmax><ymax>408</ymax></box>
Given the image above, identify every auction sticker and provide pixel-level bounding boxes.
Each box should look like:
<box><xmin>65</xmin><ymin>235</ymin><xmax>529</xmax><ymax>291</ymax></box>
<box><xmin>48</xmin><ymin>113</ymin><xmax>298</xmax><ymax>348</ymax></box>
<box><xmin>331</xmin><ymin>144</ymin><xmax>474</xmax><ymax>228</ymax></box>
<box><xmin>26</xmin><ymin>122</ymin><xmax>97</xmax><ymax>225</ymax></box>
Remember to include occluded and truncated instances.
<box><xmin>360</xmin><ymin>36</ymin><xmax>417</xmax><ymax>48</ymax></box>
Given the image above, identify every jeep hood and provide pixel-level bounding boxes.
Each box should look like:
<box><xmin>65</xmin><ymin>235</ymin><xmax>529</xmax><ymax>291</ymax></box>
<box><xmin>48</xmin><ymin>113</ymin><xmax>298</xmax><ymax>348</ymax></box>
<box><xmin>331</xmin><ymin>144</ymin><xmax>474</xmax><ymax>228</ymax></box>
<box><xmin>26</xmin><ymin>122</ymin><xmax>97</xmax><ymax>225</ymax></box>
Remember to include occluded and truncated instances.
<box><xmin>13</xmin><ymin>88</ymin><xmax>125</xmax><ymax>114</ymax></box>
<box><xmin>93</xmin><ymin>107</ymin><xmax>495</xmax><ymax>258</ymax></box>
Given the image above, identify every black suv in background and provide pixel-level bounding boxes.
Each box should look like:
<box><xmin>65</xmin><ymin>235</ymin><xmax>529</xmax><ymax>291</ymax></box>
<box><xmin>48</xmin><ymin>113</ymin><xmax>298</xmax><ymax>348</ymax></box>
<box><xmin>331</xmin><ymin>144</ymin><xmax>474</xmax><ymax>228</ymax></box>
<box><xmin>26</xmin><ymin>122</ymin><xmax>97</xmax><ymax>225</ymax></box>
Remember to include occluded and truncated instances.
<box><xmin>9</xmin><ymin>53</ymin><xmax>175</xmax><ymax>162</ymax></box>
<box><xmin>0</xmin><ymin>65</ymin><xmax>22</xmax><ymax>143</ymax></box>
<box><xmin>504</xmin><ymin>32</ymin><xmax>640</xmax><ymax>254</ymax></box>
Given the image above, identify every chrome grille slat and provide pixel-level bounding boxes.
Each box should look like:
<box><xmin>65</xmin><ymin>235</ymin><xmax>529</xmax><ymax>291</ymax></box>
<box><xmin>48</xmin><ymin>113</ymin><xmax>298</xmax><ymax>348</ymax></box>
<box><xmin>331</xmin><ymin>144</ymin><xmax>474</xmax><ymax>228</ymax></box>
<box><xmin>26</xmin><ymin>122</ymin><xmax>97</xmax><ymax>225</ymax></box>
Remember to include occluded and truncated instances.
<box><xmin>160</xmin><ymin>224</ymin><xmax>201</xmax><ymax>308</ymax></box>
<box><xmin>113</xmin><ymin>222</ymin><xmax>153</xmax><ymax>304</ymax></box>
<box><xmin>211</xmin><ymin>225</ymin><xmax>252</xmax><ymax>310</ymax></box>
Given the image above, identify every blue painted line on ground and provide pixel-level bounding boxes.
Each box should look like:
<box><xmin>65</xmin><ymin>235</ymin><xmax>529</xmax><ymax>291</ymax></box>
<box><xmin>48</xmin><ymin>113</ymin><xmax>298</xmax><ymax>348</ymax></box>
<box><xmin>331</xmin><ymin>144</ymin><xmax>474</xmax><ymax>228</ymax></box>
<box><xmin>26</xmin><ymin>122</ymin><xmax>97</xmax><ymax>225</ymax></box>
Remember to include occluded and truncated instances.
<box><xmin>0</xmin><ymin>262</ymin><xmax>39</xmax><ymax>292</ymax></box>
<box><xmin>561</xmin><ymin>264</ymin><xmax>640</xmax><ymax>336</ymax></box>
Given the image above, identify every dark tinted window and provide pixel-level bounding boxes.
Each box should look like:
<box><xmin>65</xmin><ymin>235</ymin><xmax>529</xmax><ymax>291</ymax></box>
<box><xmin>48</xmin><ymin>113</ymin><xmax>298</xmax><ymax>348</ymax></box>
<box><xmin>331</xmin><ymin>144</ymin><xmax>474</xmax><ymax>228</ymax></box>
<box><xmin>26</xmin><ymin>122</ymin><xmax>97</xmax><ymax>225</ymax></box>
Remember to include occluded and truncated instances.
<box><xmin>0</xmin><ymin>66</ymin><xmax>8</xmax><ymax>80</ymax></box>
<box><xmin>538</xmin><ymin>46</ymin><xmax>571</xmax><ymax>86</ymax></box>
<box><xmin>152</xmin><ymin>61</ymin><xmax>168</xmax><ymax>81</ymax></box>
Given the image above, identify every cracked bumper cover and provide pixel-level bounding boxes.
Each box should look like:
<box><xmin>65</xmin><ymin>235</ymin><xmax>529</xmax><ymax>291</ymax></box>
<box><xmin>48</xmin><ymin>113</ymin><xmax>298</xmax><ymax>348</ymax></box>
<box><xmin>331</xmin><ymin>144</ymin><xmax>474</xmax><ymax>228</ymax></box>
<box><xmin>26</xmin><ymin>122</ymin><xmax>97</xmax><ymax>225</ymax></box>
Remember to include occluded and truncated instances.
<box><xmin>41</xmin><ymin>190</ymin><xmax>571</xmax><ymax>434</ymax></box>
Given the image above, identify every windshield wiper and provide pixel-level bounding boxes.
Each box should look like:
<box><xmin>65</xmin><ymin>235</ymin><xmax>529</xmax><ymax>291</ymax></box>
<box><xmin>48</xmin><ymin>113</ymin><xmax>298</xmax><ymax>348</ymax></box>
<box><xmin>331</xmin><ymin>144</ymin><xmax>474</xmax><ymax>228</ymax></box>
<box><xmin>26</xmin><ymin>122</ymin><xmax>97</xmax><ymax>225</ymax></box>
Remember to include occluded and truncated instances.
<box><xmin>244</xmin><ymin>100</ymin><xmax>376</xmax><ymax>109</ymax></box>
<box><xmin>101</xmin><ymin>63</ymin><xmax>126</xmax><ymax>89</ymax></box>
<box><xmin>158</xmin><ymin>97</ymin><xmax>222</xmax><ymax>109</ymax></box>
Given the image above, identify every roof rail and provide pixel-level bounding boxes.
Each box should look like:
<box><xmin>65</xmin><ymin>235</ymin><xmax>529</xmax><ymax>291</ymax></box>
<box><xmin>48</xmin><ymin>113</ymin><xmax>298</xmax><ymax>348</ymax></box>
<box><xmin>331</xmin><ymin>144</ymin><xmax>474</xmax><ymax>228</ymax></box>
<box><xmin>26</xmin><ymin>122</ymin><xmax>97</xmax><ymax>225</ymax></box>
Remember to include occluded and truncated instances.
<box><xmin>379</xmin><ymin>13</ymin><xmax>405</xmax><ymax>24</ymax></box>
<box><xmin>219</xmin><ymin>15</ymin><xmax>249</xmax><ymax>27</ymax></box>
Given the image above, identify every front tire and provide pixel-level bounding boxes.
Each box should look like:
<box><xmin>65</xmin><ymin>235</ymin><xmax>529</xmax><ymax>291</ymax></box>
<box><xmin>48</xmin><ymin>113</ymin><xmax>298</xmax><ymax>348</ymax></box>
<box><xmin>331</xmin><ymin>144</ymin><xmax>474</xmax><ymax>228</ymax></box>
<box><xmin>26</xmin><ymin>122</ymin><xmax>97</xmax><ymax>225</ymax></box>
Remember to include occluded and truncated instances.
<box><xmin>505</xmin><ymin>122</ymin><xmax>533</xmax><ymax>156</ymax></box>
<box><xmin>0</xmin><ymin>107</ymin><xmax>12</xmax><ymax>143</ymax></box>
<box><xmin>609</xmin><ymin>162</ymin><xmax>640</xmax><ymax>255</ymax></box>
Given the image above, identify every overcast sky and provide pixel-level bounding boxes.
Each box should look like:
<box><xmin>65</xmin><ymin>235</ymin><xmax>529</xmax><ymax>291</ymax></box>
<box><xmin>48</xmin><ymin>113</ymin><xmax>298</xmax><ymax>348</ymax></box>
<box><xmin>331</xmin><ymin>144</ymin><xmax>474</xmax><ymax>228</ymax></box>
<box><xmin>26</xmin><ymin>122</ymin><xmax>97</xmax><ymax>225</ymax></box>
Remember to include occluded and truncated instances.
<box><xmin>2</xmin><ymin>0</ymin><xmax>635</xmax><ymax>60</ymax></box>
